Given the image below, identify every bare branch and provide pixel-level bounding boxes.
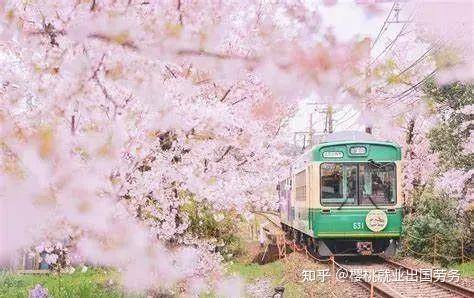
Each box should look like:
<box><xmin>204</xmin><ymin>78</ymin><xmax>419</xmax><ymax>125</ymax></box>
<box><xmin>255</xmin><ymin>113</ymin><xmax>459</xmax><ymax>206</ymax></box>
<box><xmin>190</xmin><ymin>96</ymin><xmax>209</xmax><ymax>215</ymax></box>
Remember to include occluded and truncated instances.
<box><xmin>165</xmin><ymin>65</ymin><xmax>178</xmax><ymax>78</ymax></box>
<box><xmin>88</xmin><ymin>33</ymin><xmax>139</xmax><ymax>50</ymax></box>
<box><xmin>177</xmin><ymin>0</ymin><xmax>183</xmax><ymax>25</ymax></box>
<box><xmin>29</xmin><ymin>22</ymin><xmax>65</xmax><ymax>47</ymax></box>
<box><xmin>231</xmin><ymin>97</ymin><xmax>246</xmax><ymax>105</ymax></box>
<box><xmin>71</xmin><ymin>115</ymin><xmax>76</xmax><ymax>135</ymax></box>
<box><xmin>215</xmin><ymin>146</ymin><xmax>233</xmax><ymax>162</ymax></box>
<box><xmin>177</xmin><ymin>49</ymin><xmax>258</xmax><ymax>62</ymax></box>
<box><xmin>90</xmin><ymin>54</ymin><xmax>106</xmax><ymax>80</ymax></box>
<box><xmin>237</xmin><ymin>159</ymin><xmax>248</xmax><ymax>166</ymax></box>
<box><xmin>220</xmin><ymin>86</ymin><xmax>233</xmax><ymax>102</ymax></box>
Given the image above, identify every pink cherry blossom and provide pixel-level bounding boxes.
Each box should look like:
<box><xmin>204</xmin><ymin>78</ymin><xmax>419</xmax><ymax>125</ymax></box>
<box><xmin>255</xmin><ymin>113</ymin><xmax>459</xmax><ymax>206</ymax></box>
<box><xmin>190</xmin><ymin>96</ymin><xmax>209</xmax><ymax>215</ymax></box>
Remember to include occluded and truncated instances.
<box><xmin>436</xmin><ymin>169</ymin><xmax>474</xmax><ymax>200</ymax></box>
<box><xmin>0</xmin><ymin>0</ymin><xmax>471</xmax><ymax>295</ymax></box>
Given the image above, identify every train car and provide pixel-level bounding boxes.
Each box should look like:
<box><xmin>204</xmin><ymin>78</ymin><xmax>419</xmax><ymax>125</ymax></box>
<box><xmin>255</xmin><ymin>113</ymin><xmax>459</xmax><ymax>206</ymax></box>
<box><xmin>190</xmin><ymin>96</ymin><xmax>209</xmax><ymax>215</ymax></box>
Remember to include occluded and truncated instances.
<box><xmin>278</xmin><ymin>131</ymin><xmax>402</xmax><ymax>256</ymax></box>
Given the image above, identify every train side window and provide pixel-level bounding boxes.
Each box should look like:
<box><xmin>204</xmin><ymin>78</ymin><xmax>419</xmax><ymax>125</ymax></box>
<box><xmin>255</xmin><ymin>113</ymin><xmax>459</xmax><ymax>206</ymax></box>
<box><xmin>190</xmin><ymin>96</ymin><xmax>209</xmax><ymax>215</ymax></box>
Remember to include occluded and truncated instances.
<box><xmin>295</xmin><ymin>170</ymin><xmax>306</xmax><ymax>201</ymax></box>
<box><xmin>320</xmin><ymin>163</ymin><xmax>357</xmax><ymax>205</ymax></box>
<box><xmin>285</xmin><ymin>178</ymin><xmax>291</xmax><ymax>191</ymax></box>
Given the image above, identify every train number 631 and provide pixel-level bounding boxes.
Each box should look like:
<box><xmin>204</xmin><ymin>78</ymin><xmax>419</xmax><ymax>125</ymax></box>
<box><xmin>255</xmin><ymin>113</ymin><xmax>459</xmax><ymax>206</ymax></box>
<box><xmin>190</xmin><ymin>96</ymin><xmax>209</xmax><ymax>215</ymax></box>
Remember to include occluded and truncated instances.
<box><xmin>352</xmin><ymin>222</ymin><xmax>364</xmax><ymax>230</ymax></box>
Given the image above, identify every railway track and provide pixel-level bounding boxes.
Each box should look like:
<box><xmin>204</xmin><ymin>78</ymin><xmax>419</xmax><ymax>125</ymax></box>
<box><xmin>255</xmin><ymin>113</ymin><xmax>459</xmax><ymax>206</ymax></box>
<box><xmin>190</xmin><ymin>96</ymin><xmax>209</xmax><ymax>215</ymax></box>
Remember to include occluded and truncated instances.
<box><xmin>328</xmin><ymin>255</ymin><xmax>473</xmax><ymax>298</ymax></box>
<box><xmin>382</xmin><ymin>258</ymin><xmax>473</xmax><ymax>297</ymax></box>
<box><xmin>257</xmin><ymin>214</ymin><xmax>474</xmax><ymax>297</ymax></box>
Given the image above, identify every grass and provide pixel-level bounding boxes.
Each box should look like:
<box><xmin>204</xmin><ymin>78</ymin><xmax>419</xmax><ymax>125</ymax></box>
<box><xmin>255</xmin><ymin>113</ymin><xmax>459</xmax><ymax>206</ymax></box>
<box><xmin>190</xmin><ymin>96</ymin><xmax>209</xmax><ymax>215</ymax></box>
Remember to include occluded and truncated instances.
<box><xmin>1</xmin><ymin>261</ymin><xmax>288</xmax><ymax>298</ymax></box>
<box><xmin>229</xmin><ymin>260</ymin><xmax>285</xmax><ymax>283</ymax></box>
<box><xmin>450</xmin><ymin>261</ymin><xmax>474</xmax><ymax>278</ymax></box>
<box><xmin>228</xmin><ymin>259</ymin><xmax>309</xmax><ymax>298</ymax></box>
<box><xmin>9</xmin><ymin>247</ymin><xmax>467</xmax><ymax>298</ymax></box>
<box><xmin>0</xmin><ymin>268</ymin><xmax>143</xmax><ymax>298</ymax></box>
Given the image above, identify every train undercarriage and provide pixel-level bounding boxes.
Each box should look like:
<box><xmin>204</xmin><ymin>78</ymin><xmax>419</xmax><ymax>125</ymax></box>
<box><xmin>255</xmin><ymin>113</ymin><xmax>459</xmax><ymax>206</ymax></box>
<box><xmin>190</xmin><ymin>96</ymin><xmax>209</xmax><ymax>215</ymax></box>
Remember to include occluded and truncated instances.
<box><xmin>281</xmin><ymin>223</ymin><xmax>398</xmax><ymax>257</ymax></box>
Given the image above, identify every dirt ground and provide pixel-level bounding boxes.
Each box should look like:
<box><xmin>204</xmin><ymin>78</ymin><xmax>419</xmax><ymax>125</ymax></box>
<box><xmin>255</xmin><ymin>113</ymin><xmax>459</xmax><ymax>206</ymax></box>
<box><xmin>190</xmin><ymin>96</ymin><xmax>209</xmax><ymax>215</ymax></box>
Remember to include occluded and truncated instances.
<box><xmin>235</xmin><ymin>216</ymin><xmax>473</xmax><ymax>297</ymax></box>
<box><xmin>235</xmin><ymin>215</ymin><xmax>374</xmax><ymax>297</ymax></box>
<box><xmin>235</xmin><ymin>240</ymin><xmax>364</xmax><ymax>297</ymax></box>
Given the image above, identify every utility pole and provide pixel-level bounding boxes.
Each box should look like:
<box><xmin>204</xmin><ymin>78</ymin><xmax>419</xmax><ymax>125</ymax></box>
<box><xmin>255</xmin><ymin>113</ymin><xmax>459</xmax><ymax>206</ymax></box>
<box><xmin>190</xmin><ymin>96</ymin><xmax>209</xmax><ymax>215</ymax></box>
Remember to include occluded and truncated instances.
<box><xmin>387</xmin><ymin>1</ymin><xmax>410</xmax><ymax>24</ymax></box>
<box><xmin>323</xmin><ymin>105</ymin><xmax>334</xmax><ymax>134</ymax></box>
<box><xmin>293</xmin><ymin>112</ymin><xmax>317</xmax><ymax>150</ymax></box>
<box><xmin>327</xmin><ymin>105</ymin><xmax>333</xmax><ymax>134</ymax></box>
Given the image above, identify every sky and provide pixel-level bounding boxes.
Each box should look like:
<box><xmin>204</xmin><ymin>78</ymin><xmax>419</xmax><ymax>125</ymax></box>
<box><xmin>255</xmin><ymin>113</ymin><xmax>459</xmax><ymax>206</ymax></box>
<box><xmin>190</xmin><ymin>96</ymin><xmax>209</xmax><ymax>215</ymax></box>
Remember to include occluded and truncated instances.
<box><xmin>288</xmin><ymin>0</ymin><xmax>402</xmax><ymax>145</ymax></box>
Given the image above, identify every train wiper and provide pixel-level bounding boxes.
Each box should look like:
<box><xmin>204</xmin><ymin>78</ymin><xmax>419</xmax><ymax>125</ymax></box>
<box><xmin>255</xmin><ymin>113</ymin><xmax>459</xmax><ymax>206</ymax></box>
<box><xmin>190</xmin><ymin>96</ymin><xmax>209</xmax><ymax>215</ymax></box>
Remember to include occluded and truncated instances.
<box><xmin>368</xmin><ymin>159</ymin><xmax>390</xmax><ymax>169</ymax></box>
<box><xmin>337</xmin><ymin>196</ymin><xmax>351</xmax><ymax>210</ymax></box>
<box><xmin>367</xmin><ymin>195</ymin><xmax>379</xmax><ymax>209</ymax></box>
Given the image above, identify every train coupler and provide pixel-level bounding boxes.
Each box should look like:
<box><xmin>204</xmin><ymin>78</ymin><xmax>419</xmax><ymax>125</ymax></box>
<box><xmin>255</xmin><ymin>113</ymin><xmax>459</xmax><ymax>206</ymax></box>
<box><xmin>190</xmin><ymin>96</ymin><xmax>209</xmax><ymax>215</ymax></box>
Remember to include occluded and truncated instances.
<box><xmin>356</xmin><ymin>241</ymin><xmax>373</xmax><ymax>255</ymax></box>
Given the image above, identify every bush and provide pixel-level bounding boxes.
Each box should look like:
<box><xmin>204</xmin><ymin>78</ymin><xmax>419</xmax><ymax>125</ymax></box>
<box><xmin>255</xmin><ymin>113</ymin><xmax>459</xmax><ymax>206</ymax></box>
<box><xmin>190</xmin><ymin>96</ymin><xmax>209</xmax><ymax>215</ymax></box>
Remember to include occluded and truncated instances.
<box><xmin>402</xmin><ymin>187</ymin><xmax>471</xmax><ymax>266</ymax></box>
<box><xmin>181</xmin><ymin>199</ymin><xmax>244</xmax><ymax>260</ymax></box>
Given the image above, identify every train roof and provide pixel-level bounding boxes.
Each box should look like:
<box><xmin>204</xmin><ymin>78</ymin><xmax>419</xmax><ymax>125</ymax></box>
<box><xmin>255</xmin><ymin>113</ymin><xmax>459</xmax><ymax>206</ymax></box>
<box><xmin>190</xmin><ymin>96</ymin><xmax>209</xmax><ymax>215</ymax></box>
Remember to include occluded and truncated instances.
<box><xmin>319</xmin><ymin>131</ymin><xmax>389</xmax><ymax>144</ymax></box>
<box><xmin>292</xmin><ymin>131</ymin><xmax>401</xmax><ymax>170</ymax></box>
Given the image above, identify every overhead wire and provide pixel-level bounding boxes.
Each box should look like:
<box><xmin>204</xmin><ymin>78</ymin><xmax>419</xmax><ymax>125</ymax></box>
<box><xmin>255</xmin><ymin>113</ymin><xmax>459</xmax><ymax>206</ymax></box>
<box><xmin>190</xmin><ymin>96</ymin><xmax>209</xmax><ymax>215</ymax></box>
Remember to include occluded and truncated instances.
<box><xmin>337</xmin><ymin>3</ymin><xmax>410</xmax><ymax>114</ymax></box>
<box><xmin>339</xmin><ymin>3</ymin><xmax>399</xmax><ymax>94</ymax></box>
<box><xmin>369</xmin><ymin>2</ymin><xmax>416</xmax><ymax>67</ymax></box>
<box><xmin>371</xmin><ymin>2</ymin><xmax>396</xmax><ymax>50</ymax></box>
<box><xmin>368</xmin><ymin>17</ymin><xmax>412</xmax><ymax>68</ymax></box>
<box><xmin>330</xmin><ymin>3</ymin><xmax>437</xmax><ymax>127</ymax></box>
<box><xmin>385</xmin><ymin>68</ymin><xmax>438</xmax><ymax>113</ymax></box>
<box><xmin>368</xmin><ymin>5</ymin><xmax>442</xmax><ymax>112</ymax></box>
<box><xmin>334</xmin><ymin>110</ymin><xmax>359</xmax><ymax>129</ymax></box>
<box><xmin>333</xmin><ymin>107</ymin><xmax>352</xmax><ymax>124</ymax></box>
<box><xmin>388</xmin><ymin>43</ymin><xmax>439</xmax><ymax>84</ymax></box>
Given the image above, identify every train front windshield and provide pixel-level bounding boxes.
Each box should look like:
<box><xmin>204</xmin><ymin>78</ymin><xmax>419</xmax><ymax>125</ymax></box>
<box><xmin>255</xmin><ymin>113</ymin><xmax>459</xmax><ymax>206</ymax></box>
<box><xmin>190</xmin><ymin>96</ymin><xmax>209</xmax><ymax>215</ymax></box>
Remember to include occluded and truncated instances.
<box><xmin>321</xmin><ymin>163</ymin><xmax>396</xmax><ymax>206</ymax></box>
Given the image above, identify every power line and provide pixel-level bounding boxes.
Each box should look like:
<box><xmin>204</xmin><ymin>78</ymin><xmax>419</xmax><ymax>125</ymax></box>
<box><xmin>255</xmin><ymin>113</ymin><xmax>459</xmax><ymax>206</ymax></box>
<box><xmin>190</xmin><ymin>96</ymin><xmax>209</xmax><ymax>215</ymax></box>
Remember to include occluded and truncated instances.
<box><xmin>371</xmin><ymin>1</ymin><xmax>396</xmax><ymax>50</ymax></box>
<box><xmin>369</xmin><ymin>17</ymin><xmax>412</xmax><ymax>67</ymax></box>
<box><xmin>334</xmin><ymin>110</ymin><xmax>359</xmax><ymax>128</ymax></box>
<box><xmin>383</xmin><ymin>68</ymin><xmax>438</xmax><ymax>109</ymax></box>
<box><xmin>386</xmin><ymin>1</ymin><xmax>411</xmax><ymax>24</ymax></box>
<box><xmin>340</xmin><ymin>4</ymin><xmax>411</xmax><ymax>98</ymax></box>
<box><xmin>379</xmin><ymin>45</ymin><xmax>439</xmax><ymax>107</ymax></box>
<box><xmin>334</xmin><ymin>107</ymin><xmax>352</xmax><ymax>123</ymax></box>
<box><xmin>391</xmin><ymin>44</ymin><xmax>438</xmax><ymax>80</ymax></box>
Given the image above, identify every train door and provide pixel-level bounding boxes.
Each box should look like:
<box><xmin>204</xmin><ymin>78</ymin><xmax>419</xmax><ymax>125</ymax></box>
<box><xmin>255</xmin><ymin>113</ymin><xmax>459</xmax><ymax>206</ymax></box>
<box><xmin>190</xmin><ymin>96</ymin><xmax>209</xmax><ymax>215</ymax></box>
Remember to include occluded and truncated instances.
<box><xmin>278</xmin><ymin>177</ymin><xmax>292</xmax><ymax>225</ymax></box>
<box><xmin>286</xmin><ymin>178</ymin><xmax>292</xmax><ymax>222</ymax></box>
<box><xmin>306</xmin><ymin>165</ymin><xmax>311</xmax><ymax>232</ymax></box>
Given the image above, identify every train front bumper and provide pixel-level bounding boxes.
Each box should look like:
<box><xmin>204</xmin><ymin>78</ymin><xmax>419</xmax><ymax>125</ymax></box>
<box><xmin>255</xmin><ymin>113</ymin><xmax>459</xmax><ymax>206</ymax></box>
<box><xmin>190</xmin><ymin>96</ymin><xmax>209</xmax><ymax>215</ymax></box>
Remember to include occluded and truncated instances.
<box><xmin>309</xmin><ymin>207</ymin><xmax>403</xmax><ymax>239</ymax></box>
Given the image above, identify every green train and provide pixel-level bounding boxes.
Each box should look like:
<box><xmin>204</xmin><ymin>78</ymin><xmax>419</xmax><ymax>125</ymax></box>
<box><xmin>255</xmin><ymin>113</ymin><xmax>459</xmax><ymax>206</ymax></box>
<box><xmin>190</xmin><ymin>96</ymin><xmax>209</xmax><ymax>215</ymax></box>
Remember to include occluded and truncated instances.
<box><xmin>278</xmin><ymin>131</ymin><xmax>403</xmax><ymax>256</ymax></box>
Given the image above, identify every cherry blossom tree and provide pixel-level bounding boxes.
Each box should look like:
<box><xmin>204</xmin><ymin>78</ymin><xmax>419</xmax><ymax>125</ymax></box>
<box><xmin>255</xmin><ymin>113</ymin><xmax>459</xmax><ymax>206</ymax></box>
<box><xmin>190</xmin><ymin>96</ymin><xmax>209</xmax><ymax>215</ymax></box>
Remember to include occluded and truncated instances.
<box><xmin>338</xmin><ymin>1</ymin><xmax>472</xmax><ymax>262</ymax></box>
<box><xmin>339</xmin><ymin>0</ymin><xmax>473</xmax><ymax>206</ymax></box>
<box><xmin>0</xmin><ymin>0</ymin><xmax>370</xmax><ymax>295</ymax></box>
<box><xmin>1</xmin><ymin>0</ymin><xmax>469</xmax><ymax>293</ymax></box>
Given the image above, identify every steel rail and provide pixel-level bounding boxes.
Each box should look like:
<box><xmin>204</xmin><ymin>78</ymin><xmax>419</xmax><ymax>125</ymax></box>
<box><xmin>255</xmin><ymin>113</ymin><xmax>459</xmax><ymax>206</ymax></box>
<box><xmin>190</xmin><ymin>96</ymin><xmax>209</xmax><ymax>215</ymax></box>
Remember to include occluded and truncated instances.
<box><xmin>333</xmin><ymin>260</ymin><xmax>400</xmax><ymax>298</ymax></box>
<box><xmin>382</xmin><ymin>258</ymin><xmax>474</xmax><ymax>298</ymax></box>
<box><xmin>259</xmin><ymin>216</ymin><xmax>473</xmax><ymax>297</ymax></box>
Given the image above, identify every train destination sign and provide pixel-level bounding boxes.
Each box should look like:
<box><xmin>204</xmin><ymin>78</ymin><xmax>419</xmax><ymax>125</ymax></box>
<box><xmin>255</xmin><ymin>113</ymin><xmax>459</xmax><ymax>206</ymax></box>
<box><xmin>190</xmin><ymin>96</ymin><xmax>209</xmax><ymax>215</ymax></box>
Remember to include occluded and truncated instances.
<box><xmin>322</xmin><ymin>151</ymin><xmax>343</xmax><ymax>158</ymax></box>
<box><xmin>349</xmin><ymin>146</ymin><xmax>367</xmax><ymax>155</ymax></box>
